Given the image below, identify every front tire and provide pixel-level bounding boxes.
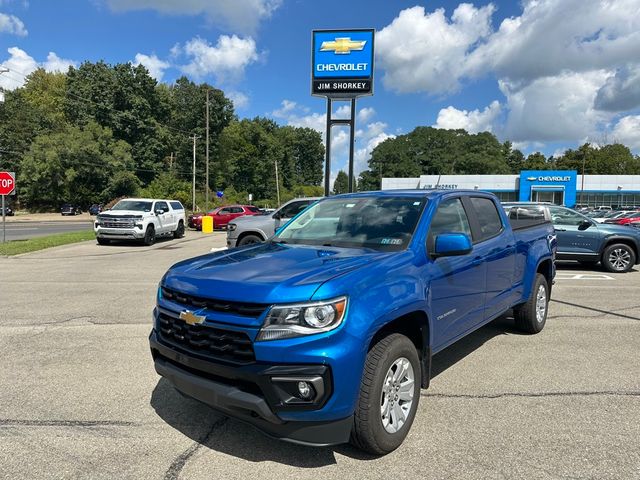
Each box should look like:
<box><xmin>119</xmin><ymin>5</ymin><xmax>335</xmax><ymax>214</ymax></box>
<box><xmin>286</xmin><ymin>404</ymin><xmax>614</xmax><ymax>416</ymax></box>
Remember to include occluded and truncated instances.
<box><xmin>602</xmin><ymin>243</ymin><xmax>635</xmax><ymax>273</ymax></box>
<box><xmin>350</xmin><ymin>333</ymin><xmax>420</xmax><ymax>455</ymax></box>
<box><xmin>143</xmin><ymin>225</ymin><xmax>156</xmax><ymax>246</ymax></box>
<box><xmin>96</xmin><ymin>237</ymin><xmax>110</xmax><ymax>245</ymax></box>
<box><xmin>237</xmin><ymin>234</ymin><xmax>263</xmax><ymax>246</ymax></box>
<box><xmin>173</xmin><ymin>221</ymin><xmax>185</xmax><ymax>239</ymax></box>
<box><xmin>513</xmin><ymin>273</ymin><xmax>549</xmax><ymax>334</ymax></box>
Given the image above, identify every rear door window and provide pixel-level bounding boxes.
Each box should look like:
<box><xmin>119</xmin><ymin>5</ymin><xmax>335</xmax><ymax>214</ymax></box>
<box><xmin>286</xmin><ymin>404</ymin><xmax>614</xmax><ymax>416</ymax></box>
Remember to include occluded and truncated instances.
<box><xmin>170</xmin><ymin>201</ymin><xmax>183</xmax><ymax>210</ymax></box>
<box><xmin>469</xmin><ymin>197</ymin><xmax>503</xmax><ymax>240</ymax></box>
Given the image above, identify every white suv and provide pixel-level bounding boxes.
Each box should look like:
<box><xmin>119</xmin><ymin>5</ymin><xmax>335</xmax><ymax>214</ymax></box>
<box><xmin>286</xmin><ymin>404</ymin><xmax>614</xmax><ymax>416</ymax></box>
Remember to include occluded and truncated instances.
<box><xmin>94</xmin><ymin>198</ymin><xmax>186</xmax><ymax>246</ymax></box>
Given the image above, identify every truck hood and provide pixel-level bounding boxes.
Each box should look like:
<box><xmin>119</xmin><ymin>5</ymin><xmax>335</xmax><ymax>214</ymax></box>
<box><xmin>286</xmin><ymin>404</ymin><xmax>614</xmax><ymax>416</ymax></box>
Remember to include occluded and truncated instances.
<box><xmin>99</xmin><ymin>210</ymin><xmax>148</xmax><ymax>217</ymax></box>
<box><xmin>162</xmin><ymin>242</ymin><xmax>390</xmax><ymax>325</ymax></box>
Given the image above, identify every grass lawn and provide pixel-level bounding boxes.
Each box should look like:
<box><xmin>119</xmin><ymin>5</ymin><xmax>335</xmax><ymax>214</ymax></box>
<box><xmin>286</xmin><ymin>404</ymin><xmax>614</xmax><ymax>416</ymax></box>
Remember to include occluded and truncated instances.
<box><xmin>0</xmin><ymin>230</ymin><xmax>95</xmax><ymax>256</ymax></box>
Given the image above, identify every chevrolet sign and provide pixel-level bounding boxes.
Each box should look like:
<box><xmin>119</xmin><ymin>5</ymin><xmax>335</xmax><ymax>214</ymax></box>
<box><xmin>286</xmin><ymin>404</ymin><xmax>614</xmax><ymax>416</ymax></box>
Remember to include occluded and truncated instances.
<box><xmin>312</xmin><ymin>29</ymin><xmax>374</xmax><ymax>98</ymax></box>
<box><xmin>531</xmin><ymin>176</ymin><xmax>572</xmax><ymax>182</ymax></box>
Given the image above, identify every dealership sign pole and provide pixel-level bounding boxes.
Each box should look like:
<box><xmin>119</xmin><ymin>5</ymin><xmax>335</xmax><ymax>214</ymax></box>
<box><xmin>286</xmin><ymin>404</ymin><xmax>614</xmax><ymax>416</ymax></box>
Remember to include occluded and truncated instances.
<box><xmin>312</xmin><ymin>29</ymin><xmax>375</xmax><ymax>195</ymax></box>
<box><xmin>0</xmin><ymin>171</ymin><xmax>16</xmax><ymax>243</ymax></box>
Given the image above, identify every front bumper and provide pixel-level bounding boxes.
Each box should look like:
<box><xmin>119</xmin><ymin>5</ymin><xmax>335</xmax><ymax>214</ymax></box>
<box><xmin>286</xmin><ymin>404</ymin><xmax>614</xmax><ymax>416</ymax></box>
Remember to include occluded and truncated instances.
<box><xmin>95</xmin><ymin>227</ymin><xmax>144</xmax><ymax>240</ymax></box>
<box><xmin>149</xmin><ymin>330</ymin><xmax>353</xmax><ymax>446</ymax></box>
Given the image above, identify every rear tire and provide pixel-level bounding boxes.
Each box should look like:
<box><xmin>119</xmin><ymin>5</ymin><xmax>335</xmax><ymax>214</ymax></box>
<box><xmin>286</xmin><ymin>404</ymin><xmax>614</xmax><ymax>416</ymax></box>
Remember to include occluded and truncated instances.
<box><xmin>601</xmin><ymin>243</ymin><xmax>635</xmax><ymax>273</ymax></box>
<box><xmin>238</xmin><ymin>234</ymin><xmax>263</xmax><ymax>246</ymax></box>
<box><xmin>513</xmin><ymin>273</ymin><xmax>549</xmax><ymax>334</ymax></box>
<box><xmin>143</xmin><ymin>225</ymin><xmax>156</xmax><ymax>246</ymax></box>
<box><xmin>350</xmin><ymin>333</ymin><xmax>420</xmax><ymax>455</ymax></box>
<box><xmin>173</xmin><ymin>221</ymin><xmax>185</xmax><ymax>239</ymax></box>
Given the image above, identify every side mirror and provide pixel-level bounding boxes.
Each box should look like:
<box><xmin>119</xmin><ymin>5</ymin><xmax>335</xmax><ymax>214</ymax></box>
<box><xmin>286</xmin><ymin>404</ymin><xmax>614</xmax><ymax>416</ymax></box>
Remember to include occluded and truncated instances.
<box><xmin>272</xmin><ymin>212</ymin><xmax>281</xmax><ymax>220</ymax></box>
<box><xmin>578</xmin><ymin>220</ymin><xmax>592</xmax><ymax>230</ymax></box>
<box><xmin>433</xmin><ymin>233</ymin><xmax>473</xmax><ymax>257</ymax></box>
<box><xmin>155</xmin><ymin>209</ymin><xmax>164</xmax><ymax>215</ymax></box>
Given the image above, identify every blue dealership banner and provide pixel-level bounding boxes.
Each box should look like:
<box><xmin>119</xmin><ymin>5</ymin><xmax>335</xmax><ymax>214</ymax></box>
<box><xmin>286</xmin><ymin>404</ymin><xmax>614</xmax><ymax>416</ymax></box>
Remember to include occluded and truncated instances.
<box><xmin>312</xmin><ymin>29</ymin><xmax>374</xmax><ymax>98</ymax></box>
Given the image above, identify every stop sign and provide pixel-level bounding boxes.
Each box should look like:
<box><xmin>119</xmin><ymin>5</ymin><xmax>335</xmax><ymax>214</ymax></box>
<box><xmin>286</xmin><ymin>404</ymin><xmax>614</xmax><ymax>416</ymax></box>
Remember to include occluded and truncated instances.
<box><xmin>0</xmin><ymin>171</ymin><xmax>15</xmax><ymax>195</ymax></box>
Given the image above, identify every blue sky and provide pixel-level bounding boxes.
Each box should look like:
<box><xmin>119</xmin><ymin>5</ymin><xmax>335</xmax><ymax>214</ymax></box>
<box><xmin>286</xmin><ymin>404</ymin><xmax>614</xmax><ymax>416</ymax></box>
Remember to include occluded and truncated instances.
<box><xmin>2</xmin><ymin>0</ymin><xmax>640</xmax><ymax>183</ymax></box>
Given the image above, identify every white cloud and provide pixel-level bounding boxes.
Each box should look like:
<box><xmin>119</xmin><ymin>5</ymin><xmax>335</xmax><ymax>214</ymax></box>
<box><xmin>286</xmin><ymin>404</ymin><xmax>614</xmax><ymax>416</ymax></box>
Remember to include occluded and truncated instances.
<box><xmin>0</xmin><ymin>46</ymin><xmax>36</xmax><ymax>89</ymax></box>
<box><xmin>43</xmin><ymin>52</ymin><xmax>76</xmax><ymax>73</ymax></box>
<box><xmin>354</xmin><ymin>121</ymin><xmax>395</xmax><ymax>175</ymax></box>
<box><xmin>105</xmin><ymin>0</ymin><xmax>281</xmax><ymax>34</ymax></box>
<box><xmin>376</xmin><ymin>1</ymin><xmax>640</xmax><ymax>148</ymax></box>
<box><xmin>133</xmin><ymin>53</ymin><xmax>170</xmax><ymax>81</ymax></box>
<box><xmin>466</xmin><ymin>0</ymin><xmax>640</xmax><ymax>84</ymax></box>
<box><xmin>357</xmin><ymin>107</ymin><xmax>375</xmax><ymax>124</ymax></box>
<box><xmin>0</xmin><ymin>12</ymin><xmax>27</xmax><ymax>36</ymax></box>
<box><xmin>179</xmin><ymin>35</ymin><xmax>259</xmax><ymax>82</ymax></box>
<box><xmin>0</xmin><ymin>47</ymin><xmax>76</xmax><ymax>90</ymax></box>
<box><xmin>500</xmin><ymin>70</ymin><xmax>610</xmax><ymax>142</ymax></box>
<box><xmin>611</xmin><ymin>115</ymin><xmax>640</xmax><ymax>150</ymax></box>
<box><xmin>227</xmin><ymin>90</ymin><xmax>249</xmax><ymax>109</ymax></box>
<box><xmin>376</xmin><ymin>4</ymin><xmax>495</xmax><ymax>94</ymax></box>
<box><xmin>434</xmin><ymin>100</ymin><xmax>501</xmax><ymax>133</ymax></box>
<box><xmin>594</xmin><ymin>64</ymin><xmax>640</xmax><ymax>112</ymax></box>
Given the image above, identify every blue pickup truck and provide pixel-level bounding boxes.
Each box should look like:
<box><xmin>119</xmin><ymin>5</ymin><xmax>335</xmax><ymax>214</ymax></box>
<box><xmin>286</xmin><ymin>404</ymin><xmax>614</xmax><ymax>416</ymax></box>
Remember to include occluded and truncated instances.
<box><xmin>150</xmin><ymin>190</ymin><xmax>556</xmax><ymax>454</ymax></box>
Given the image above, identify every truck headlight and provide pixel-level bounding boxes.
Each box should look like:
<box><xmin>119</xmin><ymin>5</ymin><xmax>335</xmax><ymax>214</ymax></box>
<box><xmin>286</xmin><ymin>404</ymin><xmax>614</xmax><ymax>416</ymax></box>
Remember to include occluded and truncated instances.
<box><xmin>256</xmin><ymin>296</ymin><xmax>347</xmax><ymax>341</ymax></box>
<box><xmin>228</xmin><ymin>223</ymin><xmax>237</xmax><ymax>231</ymax></box>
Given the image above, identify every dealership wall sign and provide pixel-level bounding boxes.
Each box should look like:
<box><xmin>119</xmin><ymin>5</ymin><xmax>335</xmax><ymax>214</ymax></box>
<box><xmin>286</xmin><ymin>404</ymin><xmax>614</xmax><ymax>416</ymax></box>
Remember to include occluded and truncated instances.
<box><xmin>312</xmin><ymin>29</ymin><xmax>374</xmax><ymax>98</ymax></box>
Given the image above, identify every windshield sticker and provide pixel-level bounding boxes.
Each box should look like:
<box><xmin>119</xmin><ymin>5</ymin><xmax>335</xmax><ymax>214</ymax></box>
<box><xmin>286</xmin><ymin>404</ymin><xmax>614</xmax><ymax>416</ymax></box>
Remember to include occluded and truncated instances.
<box><xmin>345</xmin><ymin>203</ymin><xmax>356</xmax><ymax>208</ymax></box>
<box><xmin>413</xmin><ymin>202</ymin><xmax>421</xmax><ymax>206</ymax></box>
<box><xmin>381</xmin><ymin>238</ymin><xmax>403</xmax><ymax>245</ymax></box>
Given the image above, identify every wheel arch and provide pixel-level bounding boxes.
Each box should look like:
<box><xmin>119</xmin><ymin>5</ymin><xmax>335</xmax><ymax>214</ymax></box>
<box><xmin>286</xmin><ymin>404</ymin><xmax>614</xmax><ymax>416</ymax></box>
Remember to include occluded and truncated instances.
<box><xmin>236</xmin><ymin>230</ymin><xmax>267</xmax><ymax>244</ymax></box>
<box><xmin>601</xmin><ymin>237</ymin><xmax>639</xmax><ymax>265</ymax></box>
<box><xmin>367</xmin><ymin>310</ymin><xmax>431</xmax><ymax>389</ymax></box>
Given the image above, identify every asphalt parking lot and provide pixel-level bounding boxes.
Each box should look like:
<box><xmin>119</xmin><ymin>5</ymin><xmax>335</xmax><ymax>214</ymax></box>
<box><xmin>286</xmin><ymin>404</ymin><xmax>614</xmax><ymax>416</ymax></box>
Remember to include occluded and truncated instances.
<box><xmin>0</xmin><ymin>234</ymin><xmax>639</xmax><ymax>479</ymax></box>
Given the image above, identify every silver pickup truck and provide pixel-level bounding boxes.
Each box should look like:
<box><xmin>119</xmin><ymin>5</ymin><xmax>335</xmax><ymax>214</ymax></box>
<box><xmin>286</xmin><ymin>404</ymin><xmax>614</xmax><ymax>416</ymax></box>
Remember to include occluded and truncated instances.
<box><xmin>226</xmin><ymin>197</ymin><xmax>320</xmax><ymax>248</ymax></box>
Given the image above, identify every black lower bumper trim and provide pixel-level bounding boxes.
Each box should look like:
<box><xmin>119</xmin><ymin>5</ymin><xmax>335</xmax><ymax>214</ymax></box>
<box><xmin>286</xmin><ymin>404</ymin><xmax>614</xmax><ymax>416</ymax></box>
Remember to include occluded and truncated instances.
<box><xmin>154</xmin><ymin>356</ymin><xmax>352</xmax><ymax>446</ymax></box>
<box><xmin>150</xmin><ymin>330</ymin><xmax>351</xmax><ymax>446</ymax></box>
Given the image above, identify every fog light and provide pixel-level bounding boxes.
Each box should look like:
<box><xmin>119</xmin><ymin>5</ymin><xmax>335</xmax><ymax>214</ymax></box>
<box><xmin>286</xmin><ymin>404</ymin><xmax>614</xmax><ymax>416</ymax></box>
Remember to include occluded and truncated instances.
<box><xmin>297</xmin><ymin>381</ymin><xmax>313</xmax><ymax>400</ymax></box>
<box><xmin>136</xmin><ymin>223</ymin><xmax>143</xmax><ymax>229</ymax></box>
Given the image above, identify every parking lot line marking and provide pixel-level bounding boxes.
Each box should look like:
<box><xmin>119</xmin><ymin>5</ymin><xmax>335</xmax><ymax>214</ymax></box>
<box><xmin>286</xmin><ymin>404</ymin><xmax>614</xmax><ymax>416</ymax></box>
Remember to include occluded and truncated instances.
<box><xmin>555</xmin><ymin>273</ymin><xmax>615</xmax><ymax>280</ymax></box>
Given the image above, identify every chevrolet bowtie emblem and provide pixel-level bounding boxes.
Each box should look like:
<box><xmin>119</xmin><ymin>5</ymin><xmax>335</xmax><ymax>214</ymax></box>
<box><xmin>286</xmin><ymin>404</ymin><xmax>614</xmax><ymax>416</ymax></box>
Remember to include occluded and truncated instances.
<box><xmin>179</xmin><ymin>310</ymin><xmax>205</xmax><ymax>326</ymax></box>
<box><xmin>320</xmin><ymin>37</ymin><xmax>366</xmax><ymax>54</ymax></box>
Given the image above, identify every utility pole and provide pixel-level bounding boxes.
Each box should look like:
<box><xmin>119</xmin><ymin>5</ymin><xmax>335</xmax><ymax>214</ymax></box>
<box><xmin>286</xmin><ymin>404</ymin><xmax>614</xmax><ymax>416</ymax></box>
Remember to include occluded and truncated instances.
<box><xmin>190</xmin><ymin>135</ymin><xmax>200</xmax><ymax>212</ymax></box>
<box><xmin>205</xmin><ymin>88</ymin><xmax>210</xmax><ymax>212</ymax></box>
<box><xmin>0</xmin><ymin>67</ymin><xmax>8</xmax><ymax>104</ymax></box>
<box><xmin>275</xmin><ymin>160</ymin><xmax>281</xmax><ymax>207</ymax></box>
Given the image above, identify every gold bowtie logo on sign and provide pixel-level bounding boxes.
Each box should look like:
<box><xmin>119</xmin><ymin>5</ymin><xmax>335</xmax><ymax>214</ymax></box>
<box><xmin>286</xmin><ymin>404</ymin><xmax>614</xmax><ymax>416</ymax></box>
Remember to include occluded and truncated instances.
<box><xmin>319</xmin><ymin>37</ymin><xmax>366</xmax><ymax>54</ymax></box>
<box><xmin>179</xmin><ymin>310</ymin><xmax>206</xmax><ymax>326</ymax></box>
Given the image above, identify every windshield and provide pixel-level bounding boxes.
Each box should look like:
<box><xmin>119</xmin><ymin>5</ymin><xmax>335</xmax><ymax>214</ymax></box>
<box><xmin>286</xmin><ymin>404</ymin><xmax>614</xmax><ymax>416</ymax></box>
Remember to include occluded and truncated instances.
<box><xmin>111</xmin><ymin>200</ymin><xmax>153</xmax><ymax>212</ymax></box>
<box><xmin>273</xmin><ymin>196</ymin><xmax>426</xmax><ymax>252</ymax></box>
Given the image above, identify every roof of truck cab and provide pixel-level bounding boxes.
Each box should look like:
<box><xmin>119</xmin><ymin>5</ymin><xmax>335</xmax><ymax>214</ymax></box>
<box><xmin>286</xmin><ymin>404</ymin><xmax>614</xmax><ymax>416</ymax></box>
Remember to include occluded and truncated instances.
<box><xmin>331</xmin><ymin>189</ymin><xmax>495</xmax><ymax>199</ymax></box>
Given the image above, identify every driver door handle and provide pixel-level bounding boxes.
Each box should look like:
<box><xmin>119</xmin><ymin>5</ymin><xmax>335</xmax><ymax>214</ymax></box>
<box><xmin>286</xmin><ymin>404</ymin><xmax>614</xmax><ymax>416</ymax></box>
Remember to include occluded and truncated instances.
<box><xmin>555</xmin><ymin>228</ymin><xmax>566</xmax><ymax>232</ymax></box>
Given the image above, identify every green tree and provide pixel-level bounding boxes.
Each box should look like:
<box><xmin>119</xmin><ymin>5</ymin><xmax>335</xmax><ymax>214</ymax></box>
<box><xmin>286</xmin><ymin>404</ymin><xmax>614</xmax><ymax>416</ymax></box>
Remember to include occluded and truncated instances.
<box><xmin>333</xmin><ymin>170</ymin><xmax>349</xmax><ymax>194</ymax></box>
<box><xmin>523</xmin><ymin>152</ymin><xmax>548</xmax><ymax>170</ymax></box>
<box><xmin>18</xmin><ymin>122</ymin><xmax>133</xmax><ymax>209</ymax></box>
<box><xmin>141</xmin><ymin>172</ymin><xmax>191</xmax><ymax>207</ymax></box>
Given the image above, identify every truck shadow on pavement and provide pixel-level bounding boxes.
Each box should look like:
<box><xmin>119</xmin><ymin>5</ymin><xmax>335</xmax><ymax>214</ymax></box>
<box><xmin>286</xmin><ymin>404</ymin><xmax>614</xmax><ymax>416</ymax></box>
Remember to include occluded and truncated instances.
<box><xmin>150</xmin><ymin>314</ymin><xmax>522</xmax><ymax>468</ymax></box>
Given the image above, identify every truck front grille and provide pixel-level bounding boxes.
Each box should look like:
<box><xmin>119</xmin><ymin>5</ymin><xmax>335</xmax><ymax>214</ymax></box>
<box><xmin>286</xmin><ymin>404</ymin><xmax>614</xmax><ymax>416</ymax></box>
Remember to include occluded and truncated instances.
<box><xmin>161</xmin><ymin>287</ymin><xmax>267</xmax><ymax>317</ymax></box>
<box><xmin>157</xmin><ymin>312</ymin><xmax>255</xmax><ymax>364</ymax></box>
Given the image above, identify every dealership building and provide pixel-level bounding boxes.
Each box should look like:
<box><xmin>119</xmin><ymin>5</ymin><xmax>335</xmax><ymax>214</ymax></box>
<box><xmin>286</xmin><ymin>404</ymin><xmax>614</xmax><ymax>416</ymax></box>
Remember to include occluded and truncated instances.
<box><xmin>381</xmin><ymin>170</ymin><xmax>640</xmax><ymax>207</ymax></box>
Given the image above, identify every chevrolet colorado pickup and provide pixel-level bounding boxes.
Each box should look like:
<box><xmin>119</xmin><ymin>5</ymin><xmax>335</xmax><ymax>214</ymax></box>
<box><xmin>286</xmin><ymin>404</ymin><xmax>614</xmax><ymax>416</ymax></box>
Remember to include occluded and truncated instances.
<box><xmin>150</xmin><ymin>190</ymin><xmax>556</xmax><ymax>454</ymax></box>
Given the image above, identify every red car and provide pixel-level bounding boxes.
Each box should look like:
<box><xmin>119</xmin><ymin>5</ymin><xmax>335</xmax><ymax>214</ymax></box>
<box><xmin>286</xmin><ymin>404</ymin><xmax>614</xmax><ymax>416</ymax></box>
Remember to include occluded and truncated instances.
<box><xmin>606</xmin><ymin>212</ymin><xmax>640</xmax><ymax>225</ymax></box>
<box><xmin>188</xmin><ymin>205</ymin><xmax>261</xmax><ymax>230</ymax></box>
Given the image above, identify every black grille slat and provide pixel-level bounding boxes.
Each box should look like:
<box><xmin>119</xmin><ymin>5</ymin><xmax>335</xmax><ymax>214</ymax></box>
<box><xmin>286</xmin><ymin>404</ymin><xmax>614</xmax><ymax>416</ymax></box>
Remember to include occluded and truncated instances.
<box><xmin>161</xmin><ymin>287</ymin><xmax>267</xmax><ymax>317</ymax></box>
<box><xmin>157</xmin><ymin>312</ymin><xmax>255</xmax><ymax>364</ymax></box>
